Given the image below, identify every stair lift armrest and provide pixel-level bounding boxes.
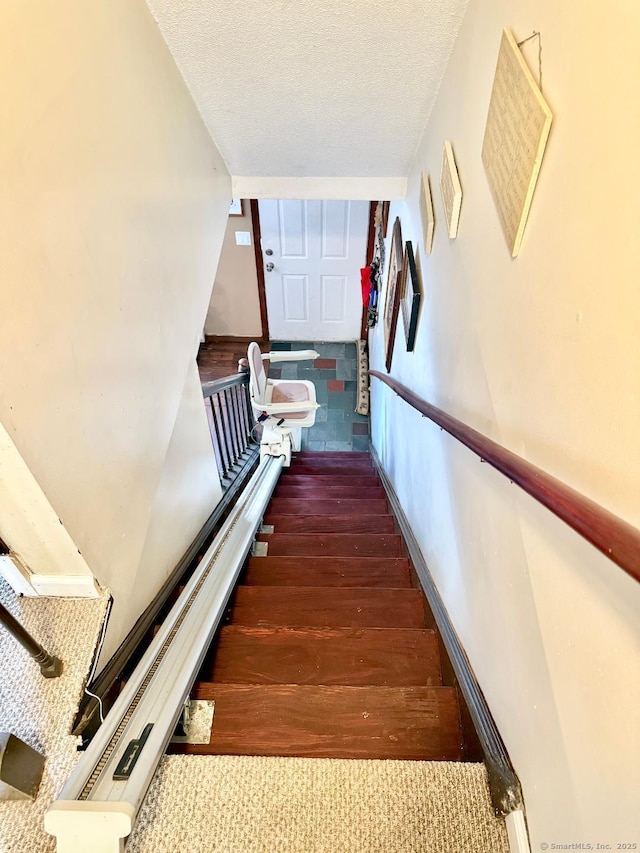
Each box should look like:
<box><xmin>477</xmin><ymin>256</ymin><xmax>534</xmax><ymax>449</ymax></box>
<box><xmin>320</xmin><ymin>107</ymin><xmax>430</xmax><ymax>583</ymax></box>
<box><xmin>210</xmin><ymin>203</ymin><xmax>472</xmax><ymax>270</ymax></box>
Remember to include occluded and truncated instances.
<box><xmin>262</xmin><ymin>350</ymin><xmax>320</xmax><ymax>363</ymax></box>
<box><xmin>258</xmin><ymin>401</ymin><xmax>320</xmax><ymax>414</ymax></box>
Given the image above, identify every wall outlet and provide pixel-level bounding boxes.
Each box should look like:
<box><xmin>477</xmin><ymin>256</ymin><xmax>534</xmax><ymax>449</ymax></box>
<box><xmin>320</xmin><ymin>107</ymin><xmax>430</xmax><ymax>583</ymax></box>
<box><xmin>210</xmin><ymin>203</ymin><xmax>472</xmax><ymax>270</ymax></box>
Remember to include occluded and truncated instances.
<box><xmin>235</xmin><ymin>231</ymin><xmax>251</xmax><ymax>246</ymax></box>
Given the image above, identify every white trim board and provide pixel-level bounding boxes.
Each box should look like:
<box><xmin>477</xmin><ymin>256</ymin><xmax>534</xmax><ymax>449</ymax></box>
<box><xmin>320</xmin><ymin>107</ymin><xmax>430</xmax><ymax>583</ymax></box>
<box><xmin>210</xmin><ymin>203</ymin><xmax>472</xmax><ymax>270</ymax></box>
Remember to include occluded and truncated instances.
<box><xmin>30</xmin><ymin>575</ymin><xmax>100</xmax><ymax>598</ymax></box>
<box><xmin>506</xmin><ymin>809</ymin><xmax>531</xmax><ymax>853</ymax></box>
<box><xmin>232</xmin><ymin>176</ymin><xmax>407</xmax><ymax>201</ymax></box>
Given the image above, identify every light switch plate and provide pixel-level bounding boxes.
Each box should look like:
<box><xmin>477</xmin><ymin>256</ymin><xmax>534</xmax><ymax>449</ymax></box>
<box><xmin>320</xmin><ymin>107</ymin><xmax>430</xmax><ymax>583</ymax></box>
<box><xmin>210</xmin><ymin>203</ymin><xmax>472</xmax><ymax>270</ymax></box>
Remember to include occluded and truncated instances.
<box><xmin>235</xmin><ymin>231</ymin><xmax>251</xmax><ymax>246</ymax></box>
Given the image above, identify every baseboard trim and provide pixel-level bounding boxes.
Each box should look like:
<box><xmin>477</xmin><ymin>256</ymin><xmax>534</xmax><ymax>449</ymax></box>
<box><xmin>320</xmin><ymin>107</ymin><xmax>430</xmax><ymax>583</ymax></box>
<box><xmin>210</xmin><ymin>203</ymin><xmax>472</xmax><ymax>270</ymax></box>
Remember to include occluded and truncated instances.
<box><xmin>29</xmin><ymin>574</ymin><xmax>100</xmax><ymax>597</ymax></box>
<box><xmin>0</xmin><ymin>553</ymin><xmax>36</xmax><ymax>595</ymax></box>
<box><xmin>370</xmin><ymin>444</ymin><xmax>524</xmax><ymax>818</ymax></box>
<box><xmin>506</xmin><ymin>810</ymin><xmax>531</xmax><ymax>853</ymax></box>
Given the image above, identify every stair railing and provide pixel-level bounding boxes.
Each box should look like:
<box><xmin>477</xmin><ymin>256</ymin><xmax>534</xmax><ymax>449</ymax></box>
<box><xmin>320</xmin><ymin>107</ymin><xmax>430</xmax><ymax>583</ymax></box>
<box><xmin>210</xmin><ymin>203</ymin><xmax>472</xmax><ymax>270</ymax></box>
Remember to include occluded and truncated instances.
<box><xmin>202</xmin><ymin>369</ymin><xmax>256</xmax><ymax>488</ymax></box>
<box><xmin>370</xmin><ymin>371</ymin><xmax>640</xmax><ymax>584</ymax></box>
<box><xmin>46</xmin><ymin>452</ymin><xmax>285</xmax><ymax>853</ymax></box>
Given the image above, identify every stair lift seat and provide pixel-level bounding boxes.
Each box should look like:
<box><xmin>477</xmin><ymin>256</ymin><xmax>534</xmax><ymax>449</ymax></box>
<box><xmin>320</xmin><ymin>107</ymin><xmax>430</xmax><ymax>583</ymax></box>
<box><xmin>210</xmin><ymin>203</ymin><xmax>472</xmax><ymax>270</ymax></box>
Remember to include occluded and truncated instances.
<box><xmin>248</xmin><ymin>342</ymin><xmax>320</xmax><ymax>456</ymax></box>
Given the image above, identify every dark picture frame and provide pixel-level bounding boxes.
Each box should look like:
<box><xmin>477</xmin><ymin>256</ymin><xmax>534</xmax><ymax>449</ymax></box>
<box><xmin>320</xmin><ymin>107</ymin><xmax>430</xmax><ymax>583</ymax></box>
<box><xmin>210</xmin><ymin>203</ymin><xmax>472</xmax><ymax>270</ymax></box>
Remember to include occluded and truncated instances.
<box><xmin>401</xmin><ymin>241</ymin><xmax>421</xmax><ymax>351</ymax></box>
<box><xmin>383</xmin><ymin>217</ymin><xmax>403</xmax><ymax>373</ymax></box>
<box><xmin>381</xmin><ymin>201</ymin><xmax>390</xmax><ymax>238</ymax></box>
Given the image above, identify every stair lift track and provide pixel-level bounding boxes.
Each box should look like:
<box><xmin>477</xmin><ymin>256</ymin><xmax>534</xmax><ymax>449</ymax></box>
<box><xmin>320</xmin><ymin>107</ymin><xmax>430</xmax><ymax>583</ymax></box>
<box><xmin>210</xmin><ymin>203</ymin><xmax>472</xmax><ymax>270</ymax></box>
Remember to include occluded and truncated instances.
<box><xmin>45</xmin><ymin>453</ymin><xmax>285</xmax><ymax>853</ymax></box>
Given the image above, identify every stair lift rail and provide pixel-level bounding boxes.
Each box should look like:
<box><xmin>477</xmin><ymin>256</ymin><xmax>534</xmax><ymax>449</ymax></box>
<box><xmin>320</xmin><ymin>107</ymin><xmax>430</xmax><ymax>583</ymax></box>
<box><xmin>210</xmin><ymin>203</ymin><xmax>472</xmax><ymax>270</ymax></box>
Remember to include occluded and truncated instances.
<box><xmin>45</xmin><ymin>452</ymin><xmax>285</xmax><ymax>853</ymax></box>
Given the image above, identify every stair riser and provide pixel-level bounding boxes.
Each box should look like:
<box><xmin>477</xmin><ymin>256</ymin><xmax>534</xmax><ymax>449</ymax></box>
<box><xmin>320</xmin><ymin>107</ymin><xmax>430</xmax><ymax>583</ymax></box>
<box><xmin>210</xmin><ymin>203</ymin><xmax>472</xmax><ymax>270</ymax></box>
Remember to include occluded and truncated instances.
<box><xmin>230</xmin><ymin>587</ymin><xmax>426</xmax><ymax>628</ymax></box>
<box><xmin>256</xmin><ymin>533</ymin><xmax>403</xmax><ymax>557</ymax></box>
<box><xmin>278</xmin><ymin>475</ymin><xmax>380</xmax><ymax>487</ymax></box>
<box><xmin>275</xmin><ymin>487</ymin><xmax>387</xmax><ymax>500</ymax></box>
<box><xmin>209</xmin><ymin>627</ymin><xmax>441</xmax><ymax>687</ymax></box>
<box><xmin>263</xmin><ymin>516</ymin><xmax>395</xmax><ymax>534</ymax></box>
<box><xmin>268</xmin><ymin>499</ymin><xmax>389</xmax><ymax>516</ymax></box>
<box><xmin>180</xmin><ymin>684</ymin><xmax>463</xmax><ymax>761</ymax></box>
<box><xmin>282</xmin><ymin>469</ymin><xmax>376</xmax><ymax>480</ymax></box>
<box><xmin>244</xmin><ymin>557</ymin><xmax>412</xmax><ymax>587</ymax></box>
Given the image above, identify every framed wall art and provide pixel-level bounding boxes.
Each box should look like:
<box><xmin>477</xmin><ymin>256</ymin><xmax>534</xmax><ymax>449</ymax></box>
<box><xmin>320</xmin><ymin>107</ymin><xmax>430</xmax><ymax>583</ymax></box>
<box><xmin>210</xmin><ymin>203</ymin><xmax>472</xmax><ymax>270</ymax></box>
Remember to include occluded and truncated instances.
<box><xmin>383</xmin><ymin>217</ymin><xmax>403</xmax><ymax>373</ymax></box>
<box><xmin>401</xmin><ymin>241</ymin><xmax>421</xmax><ymax>351</ymax></box>
<box><xmin>419</xmin><ymin>173</ymin><xmax>435</xmax><ymax>254</ymax></box>
<box><xmin>440</xmin><ymin>141</ymin><xmax>462</xmax><ymax>238</ymax></box>
<box><xmin>481</xmin><ymin>28</ymin><xmax>553</xmax><ymax>256</ymax></box>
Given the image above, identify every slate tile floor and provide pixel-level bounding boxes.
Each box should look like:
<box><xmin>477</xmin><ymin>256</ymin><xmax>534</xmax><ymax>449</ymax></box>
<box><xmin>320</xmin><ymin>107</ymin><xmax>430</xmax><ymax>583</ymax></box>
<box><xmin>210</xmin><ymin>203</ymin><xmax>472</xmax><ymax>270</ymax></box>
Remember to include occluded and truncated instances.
<box><xmin>268</xmin><ymin>342</ymin><xmax>369</xmax><ymax>452</ymax></box>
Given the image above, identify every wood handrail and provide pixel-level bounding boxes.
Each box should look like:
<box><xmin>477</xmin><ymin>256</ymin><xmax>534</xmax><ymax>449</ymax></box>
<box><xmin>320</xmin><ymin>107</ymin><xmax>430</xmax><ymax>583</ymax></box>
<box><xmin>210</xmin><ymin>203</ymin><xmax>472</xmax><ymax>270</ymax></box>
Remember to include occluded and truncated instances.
<box><xmin>370</xmin><ymin>371</ymin><xmax>640</xmax><ymax>584</ymax></box>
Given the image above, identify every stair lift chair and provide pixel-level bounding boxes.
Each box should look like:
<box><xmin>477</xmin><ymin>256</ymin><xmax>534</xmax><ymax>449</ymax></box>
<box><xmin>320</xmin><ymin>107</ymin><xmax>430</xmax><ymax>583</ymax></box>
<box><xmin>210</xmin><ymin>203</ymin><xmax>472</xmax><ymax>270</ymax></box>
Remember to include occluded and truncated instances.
<box><xmin>247</xmin><ymin>342</ymin><xmax>321</xmax><ymax>464</ymax></box>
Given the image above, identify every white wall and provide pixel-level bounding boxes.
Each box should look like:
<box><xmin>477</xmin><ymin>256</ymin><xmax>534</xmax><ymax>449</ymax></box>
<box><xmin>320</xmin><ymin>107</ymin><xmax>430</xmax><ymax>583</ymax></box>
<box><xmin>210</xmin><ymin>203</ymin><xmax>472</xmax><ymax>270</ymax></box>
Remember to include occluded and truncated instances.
<box><xmin>369</xmin><ymin>0</ymin><xmax>640</xmax><ymax>847</ymax></box>
<box><xmin>0</xmin><ymin>0</ymin><xmax>230</xmax><ymax>662</ymax></box>
<box><xmin>205</xmin><ymin>205</ymin><xmax>263</xmax><ymax>338</ymax></box>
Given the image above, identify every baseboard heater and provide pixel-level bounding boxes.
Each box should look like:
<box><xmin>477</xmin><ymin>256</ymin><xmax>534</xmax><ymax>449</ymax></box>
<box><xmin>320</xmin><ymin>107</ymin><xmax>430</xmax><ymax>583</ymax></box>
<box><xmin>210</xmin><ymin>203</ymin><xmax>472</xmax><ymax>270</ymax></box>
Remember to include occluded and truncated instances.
<box><xmin>45</xmin><ymin>453</ymin><xmax>284</xmax><ymax>853</ymax></box>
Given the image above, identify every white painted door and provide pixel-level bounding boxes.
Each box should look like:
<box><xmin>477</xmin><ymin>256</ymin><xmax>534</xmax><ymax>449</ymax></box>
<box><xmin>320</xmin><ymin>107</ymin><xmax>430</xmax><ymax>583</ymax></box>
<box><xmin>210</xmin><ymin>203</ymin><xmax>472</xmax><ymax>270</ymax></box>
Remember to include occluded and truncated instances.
<box><xmin>258</xmin><ymin>199</ymin><xmax>369</xmax><ymax>341</ymax></box>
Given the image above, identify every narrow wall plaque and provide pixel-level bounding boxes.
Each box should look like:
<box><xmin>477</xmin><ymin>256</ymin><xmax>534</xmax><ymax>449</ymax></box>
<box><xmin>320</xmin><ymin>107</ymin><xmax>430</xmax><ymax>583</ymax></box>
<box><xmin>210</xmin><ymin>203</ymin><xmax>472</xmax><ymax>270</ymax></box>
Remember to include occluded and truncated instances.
<box><xmin>481</xmin><ymin>29</ymin><xmax>552</xmax><ymax>257</ymax></box>
<box><xmin>419</xmin><ymin>172</ymin><xmax>435</xmax><ymax>254</ymax></box>
<box><xmin>440</xmin><ymin>142</ymin><xmax>462</xmax><ymax>239</ymax></box>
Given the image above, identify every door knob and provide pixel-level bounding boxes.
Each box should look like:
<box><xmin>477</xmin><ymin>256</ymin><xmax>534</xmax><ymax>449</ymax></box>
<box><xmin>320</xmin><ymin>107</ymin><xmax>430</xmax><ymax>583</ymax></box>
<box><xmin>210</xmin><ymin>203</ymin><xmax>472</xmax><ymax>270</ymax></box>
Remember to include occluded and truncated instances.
<box><xmin>265</xmin><ymin>249</ymin><xmax>273</xmax><ymax>256</ymax></box>
<box><xmin>265</xmin><ymin>262</ymin><xmax>275</xmax><ymax>272</ymax></box>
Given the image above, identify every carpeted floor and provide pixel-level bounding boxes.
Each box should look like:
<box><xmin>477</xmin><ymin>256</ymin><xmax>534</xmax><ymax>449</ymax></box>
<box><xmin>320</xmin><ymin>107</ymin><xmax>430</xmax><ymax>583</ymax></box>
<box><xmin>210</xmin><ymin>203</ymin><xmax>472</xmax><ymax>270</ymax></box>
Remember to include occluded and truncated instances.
<box><xmin>0</xmin><ymin>577</ymin><xmax>509</xmax><ymax>853</ymax></box>
<box><xmin>127</xmin><ymin>755</ymin><xmax>509</xmax><ymax>853</ymax></box>
<box><xmin>0</xmin><ymin>577</ymin><xmax>109</xmax><ymax>853</ymax></box>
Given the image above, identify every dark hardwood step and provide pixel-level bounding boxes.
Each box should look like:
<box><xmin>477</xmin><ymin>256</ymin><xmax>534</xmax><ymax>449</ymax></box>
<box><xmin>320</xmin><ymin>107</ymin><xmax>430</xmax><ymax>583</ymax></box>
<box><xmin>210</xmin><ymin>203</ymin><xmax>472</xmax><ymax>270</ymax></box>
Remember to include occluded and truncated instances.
<box><xmin>274</xmin><ymin>485</ymin><xmax>387</xmax><ymax>500</ymax></box>
<box><xmin>263</xmin><ymin>515</ymin><xmax>395</xmax><ymax>534</ymax></box>
<box><xmin>179</xmin><ymin>684</ymin><xmax>463</xmax><ymax>760</ymax></box>
<box><xmin>256</xmin><ymin>533</ymin><xmax>403</xmax><ymax>557</ymax></box>
<box><xmin>287</xmin><ymin>468</ymin><xmax>377</xmax><ymax>480</ymax></box>
<box><xmin>279</xmin><ymin>474</ymin><xmax>380</xmax><ymax>487</ymax></box>
<box><xmin>206</xmin><ymin>626</ymin><xmax>441</xmax><ymax>686</ymax></box>
<box><xmin>289</xmin><ymin>453</ymin><xmax>373</xmax><ymax>461</ymax></box>
<box><xmin>244</xmin><ymin>556</ymin><xmax>412</xmax><ymax>587</ymax></box>
<box><xmin>268</xmin><ymin>499</ymin><xmax>389</xmax><ymax>516</ymax></box>
<box><xmin>229</xmin><ymin>586</ymin><xmax>428</xmax><ymax>628</ymax></box>
<box><xmin>293</xmin><ymin>452</ymin><xmax>371</xmax><ymax>461</ymax></box>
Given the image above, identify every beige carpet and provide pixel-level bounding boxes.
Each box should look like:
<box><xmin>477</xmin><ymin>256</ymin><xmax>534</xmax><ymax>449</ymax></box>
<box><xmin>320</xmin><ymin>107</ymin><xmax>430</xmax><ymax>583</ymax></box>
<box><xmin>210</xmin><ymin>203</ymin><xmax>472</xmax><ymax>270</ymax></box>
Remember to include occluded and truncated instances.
<box><xmin>0</xmin><ymin>577</ymin><xmax>109</xmax><ymax>853</ymax></box>
<box><xmin>0</xmin><ymin>577</ymin><xmax>509</xmax><ymax>853</ymax></box>
<box><xmin>127</xmin><ymin>755</ymin><xmax>509</xmax><ymax>853</ymax></box>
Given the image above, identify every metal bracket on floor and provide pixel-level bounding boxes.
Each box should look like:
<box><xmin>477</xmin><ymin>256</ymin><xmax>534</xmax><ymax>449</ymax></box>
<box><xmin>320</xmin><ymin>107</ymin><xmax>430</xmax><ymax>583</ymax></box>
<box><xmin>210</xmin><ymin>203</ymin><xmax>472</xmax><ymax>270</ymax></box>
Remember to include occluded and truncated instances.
<box><xmin>259</xmin><ymin>524</ymin><xmax>274</xmax><ymax>535</ymax></box>
<box><xmin>170</xmin><ymin>700</ymin><xmax>215</xmax><ymax>746</ymax></box>
<box><xmin>251</xmin><ymin>541</ymin><xmax>268</xmax><ymax>557</ymax></box>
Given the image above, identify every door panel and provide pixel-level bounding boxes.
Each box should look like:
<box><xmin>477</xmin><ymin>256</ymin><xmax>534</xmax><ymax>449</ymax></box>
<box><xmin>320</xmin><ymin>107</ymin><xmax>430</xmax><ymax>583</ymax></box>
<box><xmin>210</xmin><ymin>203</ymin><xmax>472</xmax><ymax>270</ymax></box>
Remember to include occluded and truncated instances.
<box><xmin>279</xmin><ymin>200</ymin><xmax>309</xmax><ymax>259</ymax></box>
<box><xmin>321</xmin><ymin>275</ymin><xmax>347</xmax><ymax>323</ymax></box>
<box><xmin>321</xmin><ymin>201</ymin><xmax>349</xmax><ymax>259</ymax></box>
<box><xmin>283</xmin><ymin>275</ymin><xmax>309</xmax><ymax>322</ymax></box>
<box><xmin>259</xmin><ymin>199</ymin><xmax>368</xmax><ymax>341</ymax></box>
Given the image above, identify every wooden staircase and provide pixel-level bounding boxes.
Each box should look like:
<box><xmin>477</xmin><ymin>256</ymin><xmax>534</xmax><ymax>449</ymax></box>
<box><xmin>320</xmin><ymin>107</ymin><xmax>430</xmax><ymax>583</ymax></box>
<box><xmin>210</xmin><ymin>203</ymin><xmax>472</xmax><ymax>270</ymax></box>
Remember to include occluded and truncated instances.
<box><xmin>172</xmin><ymin>451</ymin><xmax>474</xmax><ymax>762</ymax></box>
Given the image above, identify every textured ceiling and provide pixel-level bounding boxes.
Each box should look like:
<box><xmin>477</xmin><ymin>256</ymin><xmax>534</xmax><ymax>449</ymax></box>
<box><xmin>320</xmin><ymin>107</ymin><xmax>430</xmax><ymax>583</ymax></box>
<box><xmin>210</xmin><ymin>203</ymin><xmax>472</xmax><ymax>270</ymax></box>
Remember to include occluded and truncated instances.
<box><xmin>146</xmin><ymin>0</ymin><xmax>468</xmax><ymax>179</ymax></box>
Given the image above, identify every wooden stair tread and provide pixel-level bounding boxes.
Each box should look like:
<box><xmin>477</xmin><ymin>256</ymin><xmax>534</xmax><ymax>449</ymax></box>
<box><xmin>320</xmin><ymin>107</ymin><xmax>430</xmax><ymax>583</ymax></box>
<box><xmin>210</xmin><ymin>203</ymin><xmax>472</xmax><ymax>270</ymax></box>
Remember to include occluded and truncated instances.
<box><xmin>263</xmin><ymin>515</ymin><xmax>395</xmax><ymax>534</ymax></box>
<box><xmin>293</xmin><ymin>451</ymin><xmax>371</xmax><ymax>460</ymax></box>
<box><xmin>207</xmin><ymin>626</ymin><xmax>441</xmax><ymax>686</ymax></box>
<box><xmin>180</xmin><ymin>684</ymin><xmax>463</xmax><ymax>760</ymax></box>
<box><xmin>286</xmin><ymin>467</ymin><xmax>376</xmax><ymax>478</ymax></box>
<box><xmin>244</xmin><ymin>556</ymin><xmax>412</xmax><ymax>587</ymax></box>
<box><xmin>274</xmin><ymin>485</ymin><xmax>387</xmax><ymax>499</ymax></box>
<box><xmin>229</xmin><ymin>586</ymin><xmax>428</xmax><ymax>628</ymax></box>
<box><xmin>269</xmin><ymin>499</ymin><xmax>389</xmax><ymax>515</ymax></box>
<box><xmin>256</xmin><ymin>533</ymin><xmax>403</xmax><ymax>557</ymax></box>
<box><xmin>279</xmin><ymin>474</ymin><xmax>380</xmax><ymax>486</ymax></box>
